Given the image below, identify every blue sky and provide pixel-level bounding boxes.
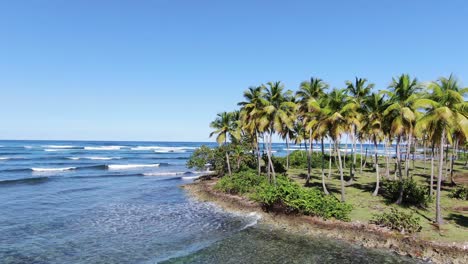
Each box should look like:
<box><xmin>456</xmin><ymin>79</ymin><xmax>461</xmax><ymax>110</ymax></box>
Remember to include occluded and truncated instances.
<box><xmin>0</xmin><ymin>0</ymin><xmax>467</xmax><ymax>142</ymax></box>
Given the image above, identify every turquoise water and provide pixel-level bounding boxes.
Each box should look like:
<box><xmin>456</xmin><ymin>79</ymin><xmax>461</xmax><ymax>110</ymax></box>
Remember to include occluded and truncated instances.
<box><xmin>0</xmin><ymin>140</ymin><xmax>422</xmax><ymax>263</ymax></box>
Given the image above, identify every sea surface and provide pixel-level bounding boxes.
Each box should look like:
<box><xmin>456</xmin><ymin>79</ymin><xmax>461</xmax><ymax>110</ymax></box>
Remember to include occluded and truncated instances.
<box><xmin>0</xmin><ymin>140</ymin><xmax>422</xmax><ymax>263</ymax></box>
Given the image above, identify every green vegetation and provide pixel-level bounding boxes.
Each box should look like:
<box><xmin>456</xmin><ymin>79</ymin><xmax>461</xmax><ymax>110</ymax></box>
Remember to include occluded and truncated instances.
<box><xmin>253</xmin><ymin>175</ymin><xmax>352</xmax><ymax>220</ymax></box>
<box><xmin>449</xmin><ymin>186</ymin><xmax>468</xmax><ymax>200</ymax></box>
<box><xmin>370</xmin><ymin>208</ymin><xmax>422</xmax><ymax>234</ymax></box>
<box><xmin>215</xmin><ymin>170</ymin><xmax>265</xmax><ymax>195</ymax></box>
<box><xmin>383</xmin><ymin>179</ymin><xmax>432</xmax><ymax>207</ymax></box>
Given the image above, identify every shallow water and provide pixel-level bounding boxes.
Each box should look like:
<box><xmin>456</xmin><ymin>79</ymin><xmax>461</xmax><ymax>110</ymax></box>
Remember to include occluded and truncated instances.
<box><xmin>0</xmin><ymin>140</ymin><xmax>422</xmax><ymax>263</ymax></box>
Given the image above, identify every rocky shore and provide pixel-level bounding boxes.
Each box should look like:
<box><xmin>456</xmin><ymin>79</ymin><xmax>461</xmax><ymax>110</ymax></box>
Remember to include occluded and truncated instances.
<box><xmin>182</xmin><ymin>178</ymin><xmax>468</xmax><ymax>264</ymax></box>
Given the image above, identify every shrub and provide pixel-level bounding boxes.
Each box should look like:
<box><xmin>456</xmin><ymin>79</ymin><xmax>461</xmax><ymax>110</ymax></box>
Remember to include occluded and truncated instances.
<box><xmin>252</xmin><ymin>175</ymin><xmax>352</xmax><ymax>221</ymax></box>
<box><xmin>370</xmin><ymin>208</ymin><xmax>422</xmax><ymax>234</ymax></box>
<box><xmin>383</xmin><ymin>179</ymin><xmax>431</xmax><ymax>207</ymax></box>
<box><xmin>449</xmin><ymin>185</ymin><xmax>468</xmax><ymax>200</ymax></box>
<box><xmin>214</xmin><ymin>170</ymin><xmax>266</xmax><ymax>195</ymax></box>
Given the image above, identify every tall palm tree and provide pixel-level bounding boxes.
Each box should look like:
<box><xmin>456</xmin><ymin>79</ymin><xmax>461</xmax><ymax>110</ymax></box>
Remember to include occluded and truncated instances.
<box><xmin>321</xmin><ymin>88</ymin><xmax>349</xmax><ymax>201</ymax></box>
<box><xmin>418</xmin><ymin>75</ymin><xmax>468</xmax><ymax>225</ymax></box>
<box><xmin>383</xmin><ymin>74</ymin><xmax>422</xmax><ymax>204</ymax></box>
<box><xmin>362</xmin><ymin>92</ymin><xmax>387</xmax><ymax>196</ymax></box>
<box><xmin>345</xmin><ymin>77</ymin><xmax>373</xmax><ymax>181</ymax></box>
<box><xmin>238</xmin><ymin>86</ymin><xmax>267</xmax><ymax>176</ymax></box>
<box><xmin>296</xmin><ymin>77</ymin><xmax>328</xmax><ymax>184</ymax></box>
<box><xmin>263</xmin><ymin>81</ymin><xmax>296</xmax><ymax>184</ymax></box>
<box><xmin>209</xmin><ymin>111</ymin><xmax>240</xmax><ymax>176</ymax></box>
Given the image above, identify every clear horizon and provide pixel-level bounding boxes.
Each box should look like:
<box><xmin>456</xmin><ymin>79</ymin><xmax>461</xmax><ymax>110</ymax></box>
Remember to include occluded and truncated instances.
<box><xmin>1</xmin><ymin>1</ymin><xmax>467</xmax><ymax>141</ymax></box>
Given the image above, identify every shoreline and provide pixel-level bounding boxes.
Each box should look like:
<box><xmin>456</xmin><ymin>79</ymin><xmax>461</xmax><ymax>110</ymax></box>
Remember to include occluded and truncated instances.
<box><xmin>182</xmin><ymin>178</ymin><xmax>468</xmax><ymax>264</ymax></box>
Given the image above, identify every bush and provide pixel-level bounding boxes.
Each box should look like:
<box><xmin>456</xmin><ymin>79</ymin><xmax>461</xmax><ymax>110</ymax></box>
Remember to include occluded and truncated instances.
<box><xmin>214</xmin><ymin>170</ymin><xmax>266</xmax><ymax>195</ymax></box>
<box><xmin>383</xmin><ymin>179</ymin><xmax>431</xmax><ymax>207</ymax></box>
<box><xmin>187</xmin><ymin>144</ymin><xmax>257</xmax><ymax>175</ymax></box>
<box><xmin>449</xmin><ymin>186</ymin><xmax>468</xmax><ymax>200</ymax></box>
<box><xmin>283</xmin><ymin>150</ymin><xmax>362</xmax><ymax>171</ymax></box>
<box><xmin>252</xmin><ymin>175</ymin><xmax>352</xmax><ymax>221</ymax></box>
<box><xmin>370</xmin><ymin>208</ymin><xmax>422</xmax><ymax>234</ymax></box>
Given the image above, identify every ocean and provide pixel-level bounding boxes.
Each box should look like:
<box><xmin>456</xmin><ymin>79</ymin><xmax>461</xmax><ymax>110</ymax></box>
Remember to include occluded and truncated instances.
<box><xmin>0</xmin><ymin>140</ymin><xmax>420</xmax><ymax>263</ymax></box>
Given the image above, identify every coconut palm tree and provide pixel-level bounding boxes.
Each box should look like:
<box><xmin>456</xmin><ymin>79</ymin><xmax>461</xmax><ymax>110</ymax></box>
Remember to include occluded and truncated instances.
<box><xmin>362</xmin><ymin>92</ymin><xmax>388</xmax><ymax>196</ymax></box>
<box><xmin>345</xmin><ymin>77</ymin><xmax>373</xmax><ymax>181</ymax></box>
<box><xmin>263</xmin><ymin>81</ymin><xmax>296</xmax><ymax>184</ymax></box>
<box><xmin>383</xmin><ymin>74</ymin><xmax>422</xmax><ymax>204</ymax></box>
<box><xmin>418</xmin><ymin>75</ymin><xmax>468</xmax><ymax>225</ymax></box>
<box><xmin>321</xmin><ymin>88</ymin><xmax>349</xmax><ymax>201</ymax></box>
<box><xmin>238</xmin><ymin>86</ymin><xmax>267</xmax><ymax>176</ymax></box>
<box><xmin>296</xmin><ymin>77</ymin><xmax>328</xmax><ymax>184</ymax></box>
<box><xmin>209</xmin><ymin>111</ymin><xmax>241</xmax><ymax>176</ymax></box>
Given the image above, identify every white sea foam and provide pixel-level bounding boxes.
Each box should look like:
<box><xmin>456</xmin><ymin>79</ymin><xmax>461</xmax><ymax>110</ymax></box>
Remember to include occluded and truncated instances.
<box><xmin>182</xmin><ymin>176</ymin><xmax>200</xmax><ymax>180</ymax></box>
<box><xmin>84</xmin><ymin>146</ymin><xmax>122</xmax><ymax>151</ymax></box>
<box><xmin>88</xmin><ymin>157</ymin><xmax>119</xmax><ymax>160</ymax></box>
<box><xmin>107</xmin><ymin>164</ymin><xmax>160</xmax><ymax>170</ymax></box>
<box><xmin>44</xmin><ymin>149</ymin><xmax>64</xmax><ymax>152</ymax></box>
<box><xmin>43</xmin><ymin>145</ymin><xmax>76</xmax><ymax>149</ymax></box>
<box><xmin>131</xmin><ymin>146</ymin><xmax>194</xmax><ymax>152</ymax></box>
<box><xmin>67</xmin><ymin>157</ymin><xmax>81</xmax><ymax>160</ymax></box>
<box><xmin>143</xmin><ymin>172</ymin><xmax>187</xmax><ymax>176</ymax></box>
<box><xmin>32</xmin><ymin>167</ymin><xmax>76</xmax><ymax>172</ymax></box>
<box><xmin>0</xmin><ymin>157</ymin><xmax>10</xmax><ymax>160</ymax></box>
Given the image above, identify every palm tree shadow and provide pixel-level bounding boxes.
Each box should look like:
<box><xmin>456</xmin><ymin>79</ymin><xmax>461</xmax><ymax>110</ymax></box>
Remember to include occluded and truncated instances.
<box><xmin>303</xmin><ymin>181</ymin><xmax>340</xmax><ymax>193</ymax></box>
<box><xmin>349</xmin><ymin>182</ymin><xmax>375</xmax><ymax>193</ymax></box>
<box><xmin>446</xmin><ymin>213</ymin><xmax>468</xmax><ymax>228</ymax></box>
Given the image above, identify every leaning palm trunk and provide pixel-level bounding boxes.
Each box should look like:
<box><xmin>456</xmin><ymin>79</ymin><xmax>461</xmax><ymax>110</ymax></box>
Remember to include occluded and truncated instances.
<box><xmin>305</xmin><ymin>136</ymin><xmax>311</xmax><ymax>185</ymax></box>
<box><xmin>372</xmin><ymin>140</ymin><xmax>380</xmax><ymax>196</ymax></box>
<box><xmin>423</xmin><ymin>139</ymin><xmax>427</xmax><ymax>173</ymax></box>
<box><xmin>395</xmin><ymin>136</ymin><xmax>404</xmax><ymax>204</ymax></box>
<box><xmin>225</xmin><ymin>152</ymin><xmax>232</xmax><ymax>176</ymax></box>
<box><xmin>352</xmin><ymin>126</ymin><xmax>357</xmax><ymax>179</ymax></box>
<box><xmin>321</xmin><ymin>138</ymin><xmax>329</xmax><ymax>194</ymax></box>
<box><xmin>336</xmin><ymin>141</ymin><xmax>346</xmax><ymax>202</ymax></box>
<box><xmin>436</xmin><ymin>129</ymin><xmax>445</xmax><ymax>225</ymax></box>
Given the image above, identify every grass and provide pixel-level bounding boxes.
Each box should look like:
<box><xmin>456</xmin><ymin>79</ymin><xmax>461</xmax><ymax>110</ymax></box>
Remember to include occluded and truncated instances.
<box><xmin>285</xmin><ymin>155</ymin><xmax>468</xmax><ymax>243</ymax></box>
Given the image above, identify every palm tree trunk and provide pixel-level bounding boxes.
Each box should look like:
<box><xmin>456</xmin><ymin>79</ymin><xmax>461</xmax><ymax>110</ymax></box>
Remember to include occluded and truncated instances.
<box><xmin>450</xmin><ymin>140</ymin><xmax>457</xmax><ymax>185</ymax></box>
<box><xmin>321</xmin><ymin>138</ymin><xmax>329</xmax><ymax>194</ymax></box>
<box><xmin>256</xmin><ymin>135</ymin><xmax>261</xmax><ymax>176</ymax></box>
<box><xmin>360</xmin><ymin>141</ymin><xmax>363</xmax><ymax>174</ymax></box>
<box><xmin>305</xmin><ymin>133</ymin><xmax>311</xmax><ymax>185</ymax></box>
<box><xmin>336</xmin><ymin>141</ymin><xmax>346</xmax><ymax>202</ymax></box>
<box><xmin>423</xmin><ymin>138</ymin><xmax>427</xmax><ymax>173</ymax></box>
<box><xmin>328</xmin><ymin>143</ymin><xmax>333</xmax><ymax>179</ymax></box>
<box><xmin>226</xmin><ymin>151</ymin><xmax>232</xmax><ymax>176</ymax></box>
<box><xmin>352</xmin><ymin>126</ymin><xmax>357</xmax><ymax>178</ymax></box>
<box><xmin>267</xmin><ymin>131</ymin><xmax>276</xmax><ymax>185</ymax></box>
<box><xmin>436</xmin><ymin>128</ymin><xmax>445</xmax><ymax>225</ymax></box>
<box><xmin>384</xmin><ymin>139</ymin><xmax>391</xmax><ymax>179</ymax></box>
<box><xmin>396</xmin><ymin>136</ymin><xmax>404</xmax><ymax>204</ymax></box>
<box><xmin>430</xmin><ymin>144</ymin><xmax>435</xmax><ymax>197</ymax></box>
<box><xmin>373</xmin><ymin>139</ymin><xmax>380</xmax><ymax>196</ymax></box>
<box><xmin>405</xmin><ymin>129</ymin><xmax>413</xmax><ymax>177</ymax></box>
<box><xmin>286</xmin><ymin>137</ymin><xmax>290</xmax><ymax>170</ymax></box>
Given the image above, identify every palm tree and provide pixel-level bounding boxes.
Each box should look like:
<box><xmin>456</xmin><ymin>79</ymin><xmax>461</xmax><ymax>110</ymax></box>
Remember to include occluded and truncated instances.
<box><xmin>383</xmin><ymin>74</ymin><xmax>422</xmax><ymax>204</ymax></box>
<box><xmin>238</xmin><ymin>86</ymin><xmax>267</xmax><ymax>176</ymax></box>
<box><xmin>263</xmin><ymin>81</ymin><xmax>296</xmax><ymax>184</ymax></box>
<box><xmin>418</xmin><ymin>75</ymin><xmax>468</xmax><ymax>225</ymax></box>
<box><xmin>296</xmin><ymin>77</ymin><xmax>328</xmax><ymax>184</ymax></box>
<box><xmin>209</xmin><ymin>111</ymin><xmax>240</xmax><ymax>176</ymax></box>
<box><xmin>362</xmin><ymin>92</ymin><xmax>387</xmax><ymax>196</ymax></box>
<box><xmin>321</xmin><ymin>88</ymin><xmax>349</xmax><ymax>202</ymax></box>
<box><xmin>345</xmin><ymin>77</ymin><xmax>373</xmax><ymax>181</ymax></box>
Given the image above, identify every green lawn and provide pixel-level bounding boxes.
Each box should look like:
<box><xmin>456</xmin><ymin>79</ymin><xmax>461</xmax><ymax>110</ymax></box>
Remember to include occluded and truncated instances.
<box><xmin>285</xmin><ymin>157</ymin><xmax>468</xmax><ymax>243</ymax></box>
